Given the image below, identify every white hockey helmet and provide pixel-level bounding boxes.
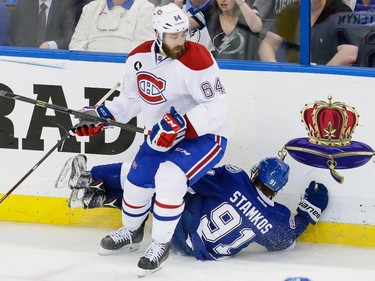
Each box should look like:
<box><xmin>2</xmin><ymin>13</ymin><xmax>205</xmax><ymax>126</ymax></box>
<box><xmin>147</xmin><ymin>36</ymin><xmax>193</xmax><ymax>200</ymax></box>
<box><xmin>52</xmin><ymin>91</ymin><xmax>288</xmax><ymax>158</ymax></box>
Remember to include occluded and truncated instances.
<box><xmin>152</xmin><ymin>3</ymin><xmax>189</xmax><ymax>45</ymax></box>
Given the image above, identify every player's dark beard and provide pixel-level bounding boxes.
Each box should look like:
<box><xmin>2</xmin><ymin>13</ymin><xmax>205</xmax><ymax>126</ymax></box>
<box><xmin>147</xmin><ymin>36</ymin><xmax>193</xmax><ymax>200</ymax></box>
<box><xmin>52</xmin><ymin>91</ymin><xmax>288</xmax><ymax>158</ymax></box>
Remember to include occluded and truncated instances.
<box><xmin>162</xmin><ymin>43</ymin><xmax>186</xmax><ymax>59</ymax></box>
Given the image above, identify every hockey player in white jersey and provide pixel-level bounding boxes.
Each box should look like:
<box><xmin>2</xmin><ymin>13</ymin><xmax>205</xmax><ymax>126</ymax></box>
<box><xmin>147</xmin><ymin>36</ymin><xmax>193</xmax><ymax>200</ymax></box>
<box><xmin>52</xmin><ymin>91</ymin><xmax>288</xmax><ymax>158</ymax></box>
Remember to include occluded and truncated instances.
<box><xmin>69</xmin><ymin>3</ymin><xmax>228</xmax><ymax>276</ymax></box>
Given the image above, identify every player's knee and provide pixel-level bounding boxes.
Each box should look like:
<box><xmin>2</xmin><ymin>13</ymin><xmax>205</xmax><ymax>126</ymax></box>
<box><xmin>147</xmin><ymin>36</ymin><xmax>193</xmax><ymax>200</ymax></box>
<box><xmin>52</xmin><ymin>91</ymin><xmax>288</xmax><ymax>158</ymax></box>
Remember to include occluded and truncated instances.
<box><xmin>123</xmin><ymin>178</ymin><xmax>155</xmax><ymax>206</ymax></box>
<box><xmin>120</xmin><ymin>162</ymin><xmax>132</xmax><ymax>189</ymax></box>
<box><xmin>155</xmin><ymin>161</ymin><xmax>187</xmax><ymax>203</ymax></box>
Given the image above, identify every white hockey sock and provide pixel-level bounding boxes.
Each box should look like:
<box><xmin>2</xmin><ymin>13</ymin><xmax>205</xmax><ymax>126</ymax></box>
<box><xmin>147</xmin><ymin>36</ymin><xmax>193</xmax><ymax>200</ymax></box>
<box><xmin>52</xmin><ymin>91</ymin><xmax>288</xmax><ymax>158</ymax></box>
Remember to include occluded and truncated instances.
<box><xmin>122</xmin><ymin>198</ymin><xmax>151</xmax><ymax>231</ymax></box>
<box><xmin>151</xmin><ymin>199</ymin><xmax>185</xmax><ymax>243</ymax></box>
<box><xmin>122</xmin><ymin>179</ymin><xmax>155</xmax><ymax>232</ymax></box>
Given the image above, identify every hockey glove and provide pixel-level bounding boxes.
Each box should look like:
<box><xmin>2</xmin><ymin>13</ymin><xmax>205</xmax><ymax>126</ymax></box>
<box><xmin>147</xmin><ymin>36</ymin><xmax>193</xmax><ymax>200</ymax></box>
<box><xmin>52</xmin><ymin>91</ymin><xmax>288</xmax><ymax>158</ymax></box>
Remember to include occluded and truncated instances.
<box><xmin>150</xmin><ymin>106</ymin><xmax>187</xmax><ymax>148</ymax></box>
<box><xmin>71</xmin><ymin>105</ymin><xmax>114</xmax><ymax>137</ymax></box>
<box><xmin>297</xmin><ymin>181</ymin><xmax>329</xmax><ymax>225</ymax></box>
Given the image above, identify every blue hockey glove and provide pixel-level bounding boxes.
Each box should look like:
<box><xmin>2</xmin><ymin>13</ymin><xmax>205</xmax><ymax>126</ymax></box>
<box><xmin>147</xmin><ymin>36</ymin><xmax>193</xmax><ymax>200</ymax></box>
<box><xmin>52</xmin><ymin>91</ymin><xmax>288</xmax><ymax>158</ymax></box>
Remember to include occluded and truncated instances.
<box><xmin>150</xmin><ymin>106</ymin><xmax>187</xmax><ymax>148</ymax></box>
<box><xmin>71</xmin><ymin>105</ymin><xmax>114</xmax><ymax>137</ymax></box>
<box><xmin>297</xmin><ymin>181</ymin><xmax>329</xmax><ymax>225</ymax></box>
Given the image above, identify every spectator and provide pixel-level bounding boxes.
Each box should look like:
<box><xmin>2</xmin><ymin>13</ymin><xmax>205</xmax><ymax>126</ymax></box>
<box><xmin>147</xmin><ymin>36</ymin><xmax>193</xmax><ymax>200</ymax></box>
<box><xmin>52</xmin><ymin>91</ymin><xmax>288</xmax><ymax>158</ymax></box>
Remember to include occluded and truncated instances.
<box><xmin>149</xmin><ymin>0</ymin><xmax>164</xmax><ymax>5</ymax></box>
<box><xmin>252</xmin><ymin>0</ymin><xmax>296</xmax><ymax>62</ymax></box>
<box><xmin>343</xmin><ymin>0</ymin><xmax>356</xmax><ymax>10</ymax></box>
<box><xmin>253</xmin><ymin>0</ymin><xmax>296</xmax><ymax>20</ymax></box>
<box><xmin>13</xmin><ymin>0</ymin><xmax>76</xmax><ymax>49</ymax></box>
<box><xmin>69</xmin><ymin>0</ymin><xmax>154</xmax><ymax>53</ymax></box>
<box><xmin>252</xmin><ymin>1</ymin><xmax>352</xmax><ymax>20</ymax></box>
<box><xmin>354</xmin><ymin>0</ymin><xmax>375</xmax><ymax>11</ymax></box>
<box><xmin>0</xmin><ymin>2</ymin><xmax>11</xmax><ymax>46</ymax></box>
<box><xmin>174</xmin><ymin>0</ymin><xmax>214</xmax><ymax>50</ymax></box>
<box><xmin>341</xmin><ymin>0</ymin><xmax>375</xmax><ymax>67</ymax></box>
<box><xmin>148</xmin><ymin>0</ymin><xmax>214</xmax><ymax>49</ymax></box>
<box><xmin>57</xmin><ymin>156</ymin><xmax>329</xmax><ymax>261</ymax></box>
<box><xmin>259</xmin><ymin>0</ymin><xmax>358</xmax><ymax>66</ymax></box>
<box><xmin>3</xmin><ymin>0</ymin><xmax>19</xmax><ymax>4</ymax></box>
<box><xmin>190</xmin><ymin>0</ymin><xmax>263</xmax><ymax>60</ymax></box>
<box><xmin>184</xmin><ymin>0</ymin><xmax>214</xmax><ymax>15</ymax></box>
<box><xmin>74</xmin><ymin>0</ymin><xmax>94</xmax><ymax>24</ymax></box>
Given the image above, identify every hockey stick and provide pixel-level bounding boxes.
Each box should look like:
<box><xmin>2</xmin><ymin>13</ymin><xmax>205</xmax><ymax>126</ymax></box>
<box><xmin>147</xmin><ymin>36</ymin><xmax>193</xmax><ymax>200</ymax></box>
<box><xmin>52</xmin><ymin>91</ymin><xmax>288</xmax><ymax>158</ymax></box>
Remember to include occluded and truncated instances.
<box><xmin>0</xmin><ymin>87</ymin><xmax>151</xmax><ymax>136</ymax></box>
<box><xmin>0</xmin><ymin>83</ymin><xmax>122</xmax><ymax>204</ymax></box>
<box><xmin>96</xmin><ymin>82</ymin><xmax>122</xmax><ymax>106</ymax></box>
<box><xmin>0</xmin><ymin>133</ymin><xmax>70</xmax><ymax>204</ymax></box>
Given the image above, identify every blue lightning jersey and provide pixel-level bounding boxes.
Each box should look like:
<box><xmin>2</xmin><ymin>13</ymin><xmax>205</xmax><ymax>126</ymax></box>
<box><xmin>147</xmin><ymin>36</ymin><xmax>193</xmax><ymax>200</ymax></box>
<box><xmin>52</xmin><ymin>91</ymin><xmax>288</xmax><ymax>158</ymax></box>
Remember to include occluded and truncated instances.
<box><xmin>172</xmin><ymin>165</ymin><xmax>310</xmax><ymax>260</ymax></box>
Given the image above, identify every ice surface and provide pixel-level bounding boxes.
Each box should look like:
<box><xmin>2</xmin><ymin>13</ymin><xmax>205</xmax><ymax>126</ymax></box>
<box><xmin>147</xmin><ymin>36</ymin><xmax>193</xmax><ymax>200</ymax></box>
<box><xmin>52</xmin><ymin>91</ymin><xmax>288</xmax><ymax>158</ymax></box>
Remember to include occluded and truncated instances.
<box><xmin>1</xmin><ymin>221</ymin><xmax>375</xmax><ymax>281</ymax></box>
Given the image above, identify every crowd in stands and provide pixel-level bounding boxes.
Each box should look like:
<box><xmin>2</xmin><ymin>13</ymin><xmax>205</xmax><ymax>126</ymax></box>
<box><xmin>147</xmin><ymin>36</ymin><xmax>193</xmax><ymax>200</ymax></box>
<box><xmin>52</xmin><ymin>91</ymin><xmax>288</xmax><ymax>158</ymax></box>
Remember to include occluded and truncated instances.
<box><xmin>0</xmin><ymin>0</ymin><xmax>375</xmax><ymax>67</ymax></box>
<box><xmin>0</xmin><ymin>2</ymin><xmax>11</xmax><ymax>46</ymax></box>
<box><xmin>259</xmin><ymin>0</ymin><xmax>358</xmax><ymax>66</ymax></box>
<box><xmin>69</xmin><ymin>0</ymin><xmax>154</xmax><ymax>53</ymax></box>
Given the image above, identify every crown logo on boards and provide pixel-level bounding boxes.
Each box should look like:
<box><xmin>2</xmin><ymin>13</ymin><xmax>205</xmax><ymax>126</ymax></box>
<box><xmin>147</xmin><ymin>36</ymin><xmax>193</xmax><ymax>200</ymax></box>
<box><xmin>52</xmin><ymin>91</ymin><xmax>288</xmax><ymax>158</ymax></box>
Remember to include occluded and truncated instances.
<box><xmin>300</xmin><ymin>96</ymin><xmax>359</xmax><ymax>147</ymax></box>
<box><xmin>280</xmin><ymin>96</ymin><xmax>374</xmax><ymax>184</ymax></box>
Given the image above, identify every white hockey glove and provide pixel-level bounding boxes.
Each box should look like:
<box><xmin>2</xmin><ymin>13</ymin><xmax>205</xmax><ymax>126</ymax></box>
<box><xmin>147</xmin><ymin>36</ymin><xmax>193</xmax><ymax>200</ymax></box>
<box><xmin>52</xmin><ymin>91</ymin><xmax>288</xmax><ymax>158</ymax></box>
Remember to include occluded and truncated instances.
<box><xmin>297</xmin><ymin>181</ymin><xmax>329</xmax><ymax>225</ymax></box>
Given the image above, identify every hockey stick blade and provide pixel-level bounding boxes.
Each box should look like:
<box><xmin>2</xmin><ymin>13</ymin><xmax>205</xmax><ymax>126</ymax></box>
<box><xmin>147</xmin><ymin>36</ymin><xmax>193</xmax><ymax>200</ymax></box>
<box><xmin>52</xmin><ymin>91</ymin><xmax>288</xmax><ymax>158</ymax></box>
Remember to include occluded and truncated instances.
<box><xmin>0</xmin><ymin>90</ymin><xmax>150</xmax><ymax>136</ymax></box>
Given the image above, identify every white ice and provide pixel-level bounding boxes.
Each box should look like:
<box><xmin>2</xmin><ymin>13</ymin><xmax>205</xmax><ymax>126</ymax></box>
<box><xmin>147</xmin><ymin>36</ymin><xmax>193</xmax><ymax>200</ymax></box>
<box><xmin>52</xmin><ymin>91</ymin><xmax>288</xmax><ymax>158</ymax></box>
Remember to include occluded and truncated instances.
<box><xmin>1</xmin><ymin>221</ymin><xmax>375</xmax><ymax>281</ymax></box>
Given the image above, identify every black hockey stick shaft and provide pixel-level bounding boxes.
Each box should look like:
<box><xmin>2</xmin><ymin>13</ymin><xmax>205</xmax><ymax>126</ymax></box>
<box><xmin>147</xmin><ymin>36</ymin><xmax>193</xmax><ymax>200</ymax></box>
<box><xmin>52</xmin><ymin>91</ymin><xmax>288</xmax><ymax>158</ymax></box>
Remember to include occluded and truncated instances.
<box><xmin>0</xmin><ymin>83</ymin><xmax>128</xmax><ymax>203</ymax></box>
<box><xmin>0</xmin><ymin>90</ymin><xmax>151</xmax><ymax>136</ymax></box>
<box><xmin>0</xmin><ymin>133</ymin><xmax>70</xmax><ymax>203</ymax></box>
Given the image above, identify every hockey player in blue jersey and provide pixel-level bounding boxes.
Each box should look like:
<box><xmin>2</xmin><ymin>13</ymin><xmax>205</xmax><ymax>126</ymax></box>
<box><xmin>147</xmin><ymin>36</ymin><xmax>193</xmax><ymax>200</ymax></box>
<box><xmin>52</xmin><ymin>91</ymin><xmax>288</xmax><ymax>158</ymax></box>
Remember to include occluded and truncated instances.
<box><xmin>172</xmin><ymin>159</ymin><xmax>328</xmax><ymax>260</ymax></box>
<box><xmin>57</xmin><ymin>155</ymin><xmax>329</xmax><ymax>261</ymax></box>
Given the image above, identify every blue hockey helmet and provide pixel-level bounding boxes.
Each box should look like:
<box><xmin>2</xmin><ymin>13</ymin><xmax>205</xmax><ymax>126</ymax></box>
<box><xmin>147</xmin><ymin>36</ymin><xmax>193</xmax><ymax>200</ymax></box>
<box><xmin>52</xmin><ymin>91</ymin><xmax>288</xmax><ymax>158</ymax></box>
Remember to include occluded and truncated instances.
<box><xmin>253</xmin><ymin>157</ymin><xmax>290</xmax><ymax>192</ymax></box>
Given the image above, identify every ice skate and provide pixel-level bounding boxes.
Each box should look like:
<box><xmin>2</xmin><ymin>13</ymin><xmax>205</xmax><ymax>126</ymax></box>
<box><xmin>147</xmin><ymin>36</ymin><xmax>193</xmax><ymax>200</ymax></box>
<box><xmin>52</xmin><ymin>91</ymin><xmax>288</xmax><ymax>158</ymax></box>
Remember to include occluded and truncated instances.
<box><xmin>81</xmin><ymin>179</ymin><xmax>106</xmax><ymax>209</ymax></box>
<box><xmin>68</xmin><ymin>188</ymin><xmax>86</xmax><ymax>208</ymax></box>
<box><xmin>55</xmin><ymin>154</ymin><xmax>91</xmax><ymax>189</ymax></box>
<box><xmin>68</xmin><ymin>187</ymin><xmax>107</xmax><ymax>209</ymax></box>
<box><xmin>137</xmin><ymin>240</ymin><xmax>171</xmax><ymax>278</ymax></box>
<box><xmin>67</xmin><ymin>179</ymin><xmax>104</xmax><ymax>209</ymax></box>
<box><xmin>98</xmin><ymin>219</ymin><xmax>146</xmax><ymax>256</ymax></box>
<box><xmin>67</xmin><ymin>179</ymin><xmax>119</xmax><ymax>209</ymax></box>
<box><xmin>82</xmin><ymin>190</ymin><xmax>119</xmax><ymax>209</ymax></box>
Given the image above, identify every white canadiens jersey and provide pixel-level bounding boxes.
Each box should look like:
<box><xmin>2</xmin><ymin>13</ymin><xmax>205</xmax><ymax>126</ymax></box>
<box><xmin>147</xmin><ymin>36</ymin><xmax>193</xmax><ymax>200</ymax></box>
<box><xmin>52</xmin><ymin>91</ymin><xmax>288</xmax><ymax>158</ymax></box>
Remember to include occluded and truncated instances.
<box><xmin>106</xmin><ymin>40</ymin><xmax>229</xmax><ymax>138</ymax></box>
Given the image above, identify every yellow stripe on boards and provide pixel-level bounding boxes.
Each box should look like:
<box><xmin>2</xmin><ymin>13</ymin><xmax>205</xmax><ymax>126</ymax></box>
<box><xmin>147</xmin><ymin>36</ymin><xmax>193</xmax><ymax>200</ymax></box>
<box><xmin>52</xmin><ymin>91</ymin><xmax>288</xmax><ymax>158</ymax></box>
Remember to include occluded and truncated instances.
<box><xmin>0</xmin><ymin>194</ymin><xmax>121</xmax><ymax>228</ymax></box>
<box><xmin>1</xmin><ymin>194</ymin><xmax>375</xmax><ymax>248</ymax></box>
<box><xmin>298</xmin><ymin>222</ymin><xmax>375</xmax><ymax>248</ymax></box>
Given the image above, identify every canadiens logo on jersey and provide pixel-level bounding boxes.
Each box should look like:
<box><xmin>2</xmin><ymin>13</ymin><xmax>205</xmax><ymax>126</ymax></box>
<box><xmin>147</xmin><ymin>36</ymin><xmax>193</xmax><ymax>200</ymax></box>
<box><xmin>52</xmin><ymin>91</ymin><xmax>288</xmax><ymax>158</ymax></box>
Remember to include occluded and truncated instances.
<box><xmin>137</xmin><ymin>72</ymin><xmax>167</xmax><ymax>104</ymax></box>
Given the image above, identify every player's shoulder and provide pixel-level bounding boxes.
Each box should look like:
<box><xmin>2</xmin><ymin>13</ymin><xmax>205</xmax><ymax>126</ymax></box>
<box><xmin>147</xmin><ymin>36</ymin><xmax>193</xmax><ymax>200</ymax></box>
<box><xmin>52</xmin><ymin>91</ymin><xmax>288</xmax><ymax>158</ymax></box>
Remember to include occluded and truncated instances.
<box><xmin>210</xmin><ymin>165</ymin><xmax>249</xmax><ymax>184</ymax></box>
<box><xmin>83</xmin><ymin>0</ymin><xmax>102</xmax><ymax>11</ymax></box>
<box><xmin>330</xmin><ymin>0</ymin><xmax>353</xmax><ymax>12</ymax></box>
<box><xmin>178</xmin><ymin>41</ymin><xmax>215</xmax><ymax>70</ymax></box>
<box><xmin>223</xmin><ymin>165</ymin><xmax>244</xmax><ymax>174</ymax></box>
<box><xmin>210</xmin><ymin>165</ymin><xmax>244</xmax><ymax>176</ymax></box>
<box><xmin>128</xmin><ymin>40</ymin><xmax>154</xmax><ymax>58</ymax></box>
<box><xmin>272</xmin><ymin>201</ymin><xmax>292</xmax><ymax>217</ymax></box>
<box><xmin>133</xmin><ymin>0</ymin><xmax>154</xmax><ymax>8</ymax></box>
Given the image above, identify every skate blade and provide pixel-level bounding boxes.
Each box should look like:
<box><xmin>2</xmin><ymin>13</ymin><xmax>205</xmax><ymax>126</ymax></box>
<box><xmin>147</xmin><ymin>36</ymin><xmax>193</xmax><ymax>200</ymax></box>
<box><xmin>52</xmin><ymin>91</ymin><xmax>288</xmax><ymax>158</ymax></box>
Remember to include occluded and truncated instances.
<box><xmin>68</xmin><ymin>189</ymin><xmax>85</xmax><ymax>209</ymax></box>
<box><xmin>137</xmin><ymin>266</ymin><xmax>163</xmax><ymax>278</ymax></box>
<box><xmin>55</xmin><ymin>157</ymin><xmax>74</xmax><ymax>188</ymax></box>
<box><xmin>98</xmin><ymin>243</ymin><xmax>140</xmax><ymax>256</ymax></box>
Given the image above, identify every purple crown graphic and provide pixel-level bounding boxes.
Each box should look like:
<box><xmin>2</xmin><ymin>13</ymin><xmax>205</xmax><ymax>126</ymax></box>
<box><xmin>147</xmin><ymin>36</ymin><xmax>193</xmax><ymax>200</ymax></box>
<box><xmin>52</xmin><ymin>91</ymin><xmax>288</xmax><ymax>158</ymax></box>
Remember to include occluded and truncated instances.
<box><xmin>281</xmin><ymin>96</ymin><xmax>374</xmax><ymax>184</ymax></box>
